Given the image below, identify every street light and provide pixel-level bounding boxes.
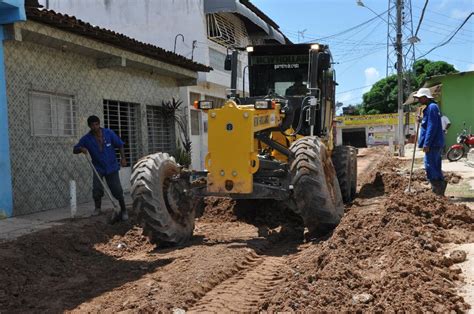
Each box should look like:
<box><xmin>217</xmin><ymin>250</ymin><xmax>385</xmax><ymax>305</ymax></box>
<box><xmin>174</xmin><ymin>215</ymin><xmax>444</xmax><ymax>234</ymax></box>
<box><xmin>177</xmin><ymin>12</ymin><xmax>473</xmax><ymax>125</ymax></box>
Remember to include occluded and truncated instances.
<box><xmin>356</xmin><ymin>1</ymin><xmax>388</xmax><ymax>23</ymax></box>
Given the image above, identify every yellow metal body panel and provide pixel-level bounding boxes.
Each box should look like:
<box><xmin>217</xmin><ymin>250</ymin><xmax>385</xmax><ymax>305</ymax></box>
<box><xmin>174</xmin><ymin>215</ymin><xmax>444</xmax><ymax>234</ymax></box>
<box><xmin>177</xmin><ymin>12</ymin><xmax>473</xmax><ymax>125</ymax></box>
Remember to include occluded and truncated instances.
<box><xmin>206</xmin><ymin>100</ymin><xmax>282</xmax><ymax>193</ymax></box>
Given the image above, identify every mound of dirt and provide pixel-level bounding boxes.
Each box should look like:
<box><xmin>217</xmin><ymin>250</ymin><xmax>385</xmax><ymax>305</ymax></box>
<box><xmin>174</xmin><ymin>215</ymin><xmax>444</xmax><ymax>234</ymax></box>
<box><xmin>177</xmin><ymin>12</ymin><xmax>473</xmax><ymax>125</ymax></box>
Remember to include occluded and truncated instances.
<box><xmin>198</xmin><ymin>197</ymin><xmax>238</xmax><ymax>223</ymax></box>
<box><xmin>198</xmin><ymin>197</ymin><xmax>302</xmax><ymax>231</ymax></box>
<box><xmin>263</xmin><ymin>156</ymin><xmax>472</xmax><ymax>312</ymax></box>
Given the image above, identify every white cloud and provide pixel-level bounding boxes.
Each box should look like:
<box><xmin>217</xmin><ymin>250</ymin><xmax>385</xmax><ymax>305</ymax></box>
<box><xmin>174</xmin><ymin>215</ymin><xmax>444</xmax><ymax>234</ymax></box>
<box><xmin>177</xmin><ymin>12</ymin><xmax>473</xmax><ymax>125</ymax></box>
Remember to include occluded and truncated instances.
<box><xmin>450</xmin><ymin>9</ymin><xmax>470</xmax><ymax>19</ymax></box>
<box><xmin>364</xmin><ymin>67</ymin><xmax>380</xmax><ymax>92</ymax></box>
<box><xmin>467</xmin><ymin>64</ymin><xmax>474</xmax><ymax>71</ymax></box>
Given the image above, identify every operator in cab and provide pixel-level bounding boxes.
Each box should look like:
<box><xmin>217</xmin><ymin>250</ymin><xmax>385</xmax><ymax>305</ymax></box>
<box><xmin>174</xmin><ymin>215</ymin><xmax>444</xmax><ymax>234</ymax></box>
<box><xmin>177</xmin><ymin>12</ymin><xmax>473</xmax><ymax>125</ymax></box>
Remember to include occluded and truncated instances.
<box><xmin>285</xmin><ymin>73</ymin><xmax>308</xmax><ymax>96</ymax></box>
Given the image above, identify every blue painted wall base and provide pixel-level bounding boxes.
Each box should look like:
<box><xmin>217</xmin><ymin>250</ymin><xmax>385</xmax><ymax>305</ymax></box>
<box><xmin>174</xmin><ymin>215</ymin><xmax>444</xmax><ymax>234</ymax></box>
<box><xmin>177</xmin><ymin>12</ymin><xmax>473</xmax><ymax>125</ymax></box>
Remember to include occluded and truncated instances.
<box><xmin>0</xmin><ymin>0</ymin><xmax>26</xmax><ymax>218</ymax></box>
<box><xmin>0</xmin><ymin>25</ymin><xmax>14</xmax><ymax>218</ymax></box>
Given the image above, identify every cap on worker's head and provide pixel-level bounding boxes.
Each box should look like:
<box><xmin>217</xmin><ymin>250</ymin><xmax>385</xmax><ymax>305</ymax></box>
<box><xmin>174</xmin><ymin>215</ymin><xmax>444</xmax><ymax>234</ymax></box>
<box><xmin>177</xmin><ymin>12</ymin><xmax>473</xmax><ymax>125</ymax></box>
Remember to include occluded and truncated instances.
<box><xmin>87</xmin><ymin>115</ymin><xmax>100</xmax><ymax>126</ymax></box>
<box><xmin>413</xmin><ymin>87</ymin><xmax>433</xmax><ymax>99</ymax></box>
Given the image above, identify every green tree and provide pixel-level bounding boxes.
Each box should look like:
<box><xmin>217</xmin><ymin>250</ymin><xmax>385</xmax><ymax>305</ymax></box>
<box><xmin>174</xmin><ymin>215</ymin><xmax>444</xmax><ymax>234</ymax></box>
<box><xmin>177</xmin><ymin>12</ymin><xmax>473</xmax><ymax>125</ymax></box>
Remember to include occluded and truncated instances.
<box><xmin>358</xmin><ymin>59</ymin><xmax>457</xmax><ymax>114</ymax></box>
<box><xmin>414</xmin><ymin>59</ymin><xmax>457</xmax><ymax>88</ymax></box>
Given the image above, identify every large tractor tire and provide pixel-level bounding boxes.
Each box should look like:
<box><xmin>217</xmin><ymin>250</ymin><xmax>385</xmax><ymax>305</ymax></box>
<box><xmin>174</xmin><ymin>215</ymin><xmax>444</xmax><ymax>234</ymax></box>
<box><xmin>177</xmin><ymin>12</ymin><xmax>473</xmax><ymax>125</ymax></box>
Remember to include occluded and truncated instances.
<box><xmin>130</xmin><ymin>153</ymin><xmax>195</xmax><ymax>245</ymax></box>
<box><xmin>289</xmin><ymin>137</ymin><xmax>344</xmax><ymax>236</ymax></box>
<box><xmin>332</xmin><ymin>145</ymin><xmax>357</xmax><ymax>203</ymax></box>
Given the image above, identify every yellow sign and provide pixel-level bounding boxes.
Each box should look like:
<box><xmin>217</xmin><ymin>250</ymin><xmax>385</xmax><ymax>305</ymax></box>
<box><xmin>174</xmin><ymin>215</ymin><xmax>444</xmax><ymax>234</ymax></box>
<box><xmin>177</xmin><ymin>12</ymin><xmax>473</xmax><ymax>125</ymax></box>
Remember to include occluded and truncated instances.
<box><xmin>336</xmin><ymin>113</ymin><xmax>415</xmax><ymax>126</ymax></box>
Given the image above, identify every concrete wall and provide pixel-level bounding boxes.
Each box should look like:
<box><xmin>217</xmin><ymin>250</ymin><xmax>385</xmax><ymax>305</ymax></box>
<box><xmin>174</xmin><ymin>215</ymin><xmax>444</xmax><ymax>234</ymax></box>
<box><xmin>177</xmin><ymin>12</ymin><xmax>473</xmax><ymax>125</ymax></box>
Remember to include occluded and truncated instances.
<box><xmin>40</xmin><ymin>0</ymin><xmax>208</xmax><ymax>68</ymax></box>
<box><xmin>4</xmin><ymin>34</ymin><xmax>180</xmax><ymax>215</ymax></box>
<box><xmin>438</xmin><ymin>72</ymin><xmax>474</xmax><ymax>147</ymax></box>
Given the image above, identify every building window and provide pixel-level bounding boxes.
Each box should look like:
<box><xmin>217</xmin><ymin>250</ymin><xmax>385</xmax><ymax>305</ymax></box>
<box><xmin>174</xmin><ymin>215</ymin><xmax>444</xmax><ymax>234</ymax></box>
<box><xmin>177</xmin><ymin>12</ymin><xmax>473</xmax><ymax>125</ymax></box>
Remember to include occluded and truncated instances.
<box><xmin>190</xmin><ymin>92</ymin><xmax>201</xmax><ymax>104</ymax></box>
<box><xmin>103</xmin><ymin>100</ymin><xmax>139</xmax><ymax>166</ymax></box>
<box><xmin>205</xmin><ymin>95</ymin><xmax>226</xmax><ymax>109</ymax></box>
<box><xmin>146</xmin><ymin>105</ymin><xmax>175</xmax><ymax>154</ymax></box>
<box><xmin>30</xmin><ymin>91</ymin><xmax>76</xmax><ymax>137</ymax></box>
<box><xmin>190</xmin><ymin>110</ymin><xmax>201</xmax><ymax>136</ymax></box>
<box><xmin>206</xmin><ymin>13</ymin><xmax>250</xmax><ymax>48</ymax></box>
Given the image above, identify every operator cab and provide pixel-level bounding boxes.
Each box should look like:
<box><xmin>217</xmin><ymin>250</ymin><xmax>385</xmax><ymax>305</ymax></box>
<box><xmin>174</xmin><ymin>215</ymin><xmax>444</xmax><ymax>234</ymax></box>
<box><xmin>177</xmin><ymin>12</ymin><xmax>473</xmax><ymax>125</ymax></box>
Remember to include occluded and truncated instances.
<box><xmin>246</xmin><ymin>44</ymin><xmax>335</xmax><ymax>137</ymax></box>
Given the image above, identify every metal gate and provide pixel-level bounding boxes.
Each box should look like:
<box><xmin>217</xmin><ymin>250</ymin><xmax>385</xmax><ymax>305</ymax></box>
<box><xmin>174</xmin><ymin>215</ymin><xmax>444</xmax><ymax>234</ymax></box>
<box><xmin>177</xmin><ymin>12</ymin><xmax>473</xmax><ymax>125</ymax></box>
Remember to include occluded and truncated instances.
<box><xmin>146</xmin><ymin>105</ymin><xmax>175</xmax><ymax>154</ymax></box>
<box><xmin>103</xmin><ymin>100</ymin><xmax>139</xmax><ymax>166</ymax></box>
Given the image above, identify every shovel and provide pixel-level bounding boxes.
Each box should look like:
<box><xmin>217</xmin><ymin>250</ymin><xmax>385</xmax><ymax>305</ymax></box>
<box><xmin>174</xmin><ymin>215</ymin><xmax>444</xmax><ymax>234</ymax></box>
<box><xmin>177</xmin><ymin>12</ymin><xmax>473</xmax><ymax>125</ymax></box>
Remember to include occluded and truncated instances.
<box><xmin>405</xmin><ymin>109</ymin><xmax>421</xmax><ymax>194</ymax></box>
<box><xmin>84</xmin><ymin>154</ymin><xmax>121</xmax><ymax>219</ymax></box>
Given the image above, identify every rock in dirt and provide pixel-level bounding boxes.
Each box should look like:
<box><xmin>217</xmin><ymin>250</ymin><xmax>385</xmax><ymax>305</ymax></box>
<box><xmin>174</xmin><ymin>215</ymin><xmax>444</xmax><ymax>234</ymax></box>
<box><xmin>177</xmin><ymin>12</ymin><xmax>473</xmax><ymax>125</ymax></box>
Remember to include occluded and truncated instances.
<box><xmin>352</xmin><ymin>293</ymin><xmax>374</xmax><ymax>304</ymax></box>
<box><xmin>450</xmin><ymin>250</ymin><xmax>467</xmax><ymax>263</ymax></box>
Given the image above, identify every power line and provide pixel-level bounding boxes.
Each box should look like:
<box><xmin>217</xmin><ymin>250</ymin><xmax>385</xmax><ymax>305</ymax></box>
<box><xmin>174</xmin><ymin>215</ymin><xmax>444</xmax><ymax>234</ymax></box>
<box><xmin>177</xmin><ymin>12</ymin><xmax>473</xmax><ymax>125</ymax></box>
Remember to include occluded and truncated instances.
<box><xmin>418</xmin><ymin>12</ymin><xmax>473</xmax><ymax>59</ymax></box>
<box><xmin>415</xmin><ymin>19</ymin><xmax>474</xmax><ymax>41</ymax></box>
<box><xmin>413</xmin><ymin>15</ymin><xmax>474</xmax><ymax>34</ymax></box>
<box><xmin>302</xmin><ymin>6</ymin><xmax>393</xmax><ymax>42</ymax></box>
<box><xmin>414</xmin><ymin>0</ymin><xmax>429</xmax><ymax>38</ymax></box>
<box><xmin>336</xmin><ymin>84</ymin><xmax>374</xmax><ymax>95</ymax></box>
<box><xmin>431</xmin><ymin>53</ymin><xmax>474</xmax><ymax>65</ymax></box>
<box><xmin>337</xmin><ymin>46</ymin><xmax>387</xmax><ymax>64</ymax></box>
<box><xmin>336</xmin><ymin>19</ymin><xmax>386</xmax><ymax>62</ymax></box>
<box><xmin>413</xmin><ymin>3</ymin><xmax>473</xmax><ymax>22</ymax></box>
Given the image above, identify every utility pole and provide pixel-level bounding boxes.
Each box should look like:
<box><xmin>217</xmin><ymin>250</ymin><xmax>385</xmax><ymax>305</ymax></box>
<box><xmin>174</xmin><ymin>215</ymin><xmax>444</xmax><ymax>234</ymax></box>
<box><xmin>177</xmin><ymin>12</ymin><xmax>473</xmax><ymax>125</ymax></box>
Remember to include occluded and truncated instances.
<box><xmin>297</xmin><ymin>29</ymin><xmax>307</xmax><ymax>43</ymax></box>
<box><xmin>396</xmin><ymin>0</ymin><xmax>405</xmax><ymax>157</ymax></box>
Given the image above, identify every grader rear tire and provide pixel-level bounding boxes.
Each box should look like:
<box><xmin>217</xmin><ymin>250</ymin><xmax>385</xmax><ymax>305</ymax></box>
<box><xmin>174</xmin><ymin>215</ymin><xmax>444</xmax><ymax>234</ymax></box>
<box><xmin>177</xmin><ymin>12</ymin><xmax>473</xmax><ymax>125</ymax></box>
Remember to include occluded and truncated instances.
<box><xmin>349</xmin><ymin>146</ymin><xmax>358</xmax><ymax>200</ymax></box>
<box><xmin>289</xmin><ymin>137</ymin><xmax>344</xmax><ymax>236</ymax></box>
<box><xmin>130</xmin><ymin>153</ymin><xmax>195</xmax><ymax>245</ymax></box>
<box><xmin>332</xmin><ymin>145</ymin><xmax>357</xmax><ymax>203</ymax></box>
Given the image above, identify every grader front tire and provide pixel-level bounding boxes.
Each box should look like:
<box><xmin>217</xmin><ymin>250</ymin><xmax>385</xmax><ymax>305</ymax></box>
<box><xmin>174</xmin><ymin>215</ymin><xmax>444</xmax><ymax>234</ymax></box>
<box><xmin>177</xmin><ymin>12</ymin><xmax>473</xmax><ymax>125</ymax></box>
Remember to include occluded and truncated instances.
<box><xmin>289</xmin><ymin>137</ymin><xmax>344</xmax><ymax>236</ymax></box>
<box><xmin>130</xmin><ymin>153</ymin><xmax>195</xmax><ymax>245</ymax></box>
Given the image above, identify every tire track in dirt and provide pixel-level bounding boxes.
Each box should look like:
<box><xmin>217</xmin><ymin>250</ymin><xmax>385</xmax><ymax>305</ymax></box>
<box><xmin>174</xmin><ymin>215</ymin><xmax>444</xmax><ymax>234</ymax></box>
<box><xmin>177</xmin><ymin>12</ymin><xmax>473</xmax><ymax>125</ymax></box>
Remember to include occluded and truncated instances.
<box><xmin>188</xmin><ymin>246</ymin><xmax>291</xmax><ymax>313</ymax></box>
<box><xmin>187</xmin><ymin>149</ymin><xmax>387</xmax><ymax>312</ymax></box>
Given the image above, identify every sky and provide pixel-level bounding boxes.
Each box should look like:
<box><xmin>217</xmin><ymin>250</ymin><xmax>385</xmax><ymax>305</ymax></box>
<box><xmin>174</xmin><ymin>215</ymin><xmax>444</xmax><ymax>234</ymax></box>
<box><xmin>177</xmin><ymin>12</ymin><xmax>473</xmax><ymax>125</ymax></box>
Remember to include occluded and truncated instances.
<box><xmin>252</xmin><ymin>0</ymin><xmax>474</xmax><ymax>113</ymax></box>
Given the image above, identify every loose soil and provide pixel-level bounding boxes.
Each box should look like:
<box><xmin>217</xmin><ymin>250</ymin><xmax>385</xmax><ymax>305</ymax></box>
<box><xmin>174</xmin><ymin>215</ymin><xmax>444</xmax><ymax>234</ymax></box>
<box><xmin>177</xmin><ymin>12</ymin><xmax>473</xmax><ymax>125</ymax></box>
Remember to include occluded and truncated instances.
<box><xmin>0</xmin><ymin>148</ymin><xmax>472</xmax><ymax>312</ymax></box>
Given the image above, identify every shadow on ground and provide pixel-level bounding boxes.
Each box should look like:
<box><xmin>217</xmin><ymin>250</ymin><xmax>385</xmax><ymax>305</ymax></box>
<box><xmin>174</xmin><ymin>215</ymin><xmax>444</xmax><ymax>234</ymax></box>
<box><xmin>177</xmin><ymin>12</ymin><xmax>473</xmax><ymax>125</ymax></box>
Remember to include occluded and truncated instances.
<box><xmin>358</xmin><ymin>172</ymin><xmax>385</xmax><ymax>198</ymax></box>
<box><xmin>0</xmin><ymin>216</ymin><xmax>172</xmax><ymax>312</ymax></box>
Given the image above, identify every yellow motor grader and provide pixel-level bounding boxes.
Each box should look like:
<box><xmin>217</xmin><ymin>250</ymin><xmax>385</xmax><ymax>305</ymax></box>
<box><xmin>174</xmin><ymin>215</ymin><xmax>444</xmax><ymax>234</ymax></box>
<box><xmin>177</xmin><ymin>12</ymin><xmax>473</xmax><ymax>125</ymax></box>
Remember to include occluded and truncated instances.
<box><xmin>131</xmin><ymin>43</ymin><xmax>357</xmax><ymax>245</ymax></box>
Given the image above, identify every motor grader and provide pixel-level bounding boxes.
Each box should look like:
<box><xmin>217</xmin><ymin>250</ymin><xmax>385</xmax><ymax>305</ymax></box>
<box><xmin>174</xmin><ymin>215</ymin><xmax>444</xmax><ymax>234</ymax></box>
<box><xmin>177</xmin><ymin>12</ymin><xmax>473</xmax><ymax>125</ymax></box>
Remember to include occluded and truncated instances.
<box><xmin>131</xmin><ymin>43</ymin><xmax>357</xmax><ymax>245</ymax></box>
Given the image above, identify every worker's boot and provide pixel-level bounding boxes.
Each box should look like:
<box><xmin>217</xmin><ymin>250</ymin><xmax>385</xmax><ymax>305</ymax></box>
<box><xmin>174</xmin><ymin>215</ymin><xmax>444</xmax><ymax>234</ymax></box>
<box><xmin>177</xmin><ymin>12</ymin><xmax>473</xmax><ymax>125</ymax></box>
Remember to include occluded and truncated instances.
<box><xmin>430</xmin><ymin>180</ymin><xmax>445</xmax><ymax>196</ymax></box>
<box><xmin>441</xmin><ymin>180</ymin><xmax>448</xmax><ymax>196</ymax></box>
<box><xmin>430</xmin><ymin>181</ymin><xmax>437</xmax><ymax>194</ymax></box>
<box><xmin>119</xmin><ymin>199</ymin><xmax>128</xmax><ymax>221</ymax></box>
<box><xmin>92</xmin><ymin>199</ymin><xmax>101</xmax><ymax>216</ymax></box>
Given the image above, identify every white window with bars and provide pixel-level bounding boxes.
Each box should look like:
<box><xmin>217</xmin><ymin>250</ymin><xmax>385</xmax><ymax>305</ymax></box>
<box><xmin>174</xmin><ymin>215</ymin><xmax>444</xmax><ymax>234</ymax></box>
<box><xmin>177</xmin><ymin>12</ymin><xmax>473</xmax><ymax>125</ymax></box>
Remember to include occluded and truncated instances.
<box><xmin>207</xmin><ymin>13</ymin><xmax>250</xmax><ymax>48</ymax></box>
<box><xmin>29</xmin><ymin>91</ymin><xmax>76</xmax><ymax>137</ymax></box>
<box><xmin>103</xmin><ymin>100</ymin><xmax>139</xmax><ymax>167</ymax></box>
<box><xmin>146</xmin><ymin>105</ymin><xmax>175</xmax><ymax>154</ymax></box>
<box><xmin>190</xmin><ymin>109</ymin><xmax>201</xmax><ymax>136</ymax></box>
<box><xmin>205</xmin><ymin>95</ymin><xmax>226</xmax><ymax>109</ymax></box>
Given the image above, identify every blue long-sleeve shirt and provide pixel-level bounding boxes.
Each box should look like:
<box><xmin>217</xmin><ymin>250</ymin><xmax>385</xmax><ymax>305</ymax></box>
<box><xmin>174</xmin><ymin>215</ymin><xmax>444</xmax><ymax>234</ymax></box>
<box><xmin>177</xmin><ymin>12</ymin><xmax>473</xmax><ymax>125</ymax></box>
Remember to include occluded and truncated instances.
<box><xmin>418</xmin><ymin>101</ymin><xmax>444</xmax><ymax>148</ymax></box>
<box><xmin>74</xmin><ymin>128</ymin><xmax>124</xmax><ymax>175</ymax></box>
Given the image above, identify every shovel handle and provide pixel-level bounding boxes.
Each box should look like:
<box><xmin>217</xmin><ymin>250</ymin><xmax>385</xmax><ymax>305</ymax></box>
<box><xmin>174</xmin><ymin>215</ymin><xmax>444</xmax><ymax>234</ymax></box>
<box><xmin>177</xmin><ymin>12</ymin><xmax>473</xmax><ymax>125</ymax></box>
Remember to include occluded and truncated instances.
<box><xmin>83</xmin><ymin>154</ymin><xmax>119</xmax><ymax>212</ymax></box>
<box><xmin>407</xmin><ymin>111</ymin><xmax>422</xmax><ymax>192</ymax></box>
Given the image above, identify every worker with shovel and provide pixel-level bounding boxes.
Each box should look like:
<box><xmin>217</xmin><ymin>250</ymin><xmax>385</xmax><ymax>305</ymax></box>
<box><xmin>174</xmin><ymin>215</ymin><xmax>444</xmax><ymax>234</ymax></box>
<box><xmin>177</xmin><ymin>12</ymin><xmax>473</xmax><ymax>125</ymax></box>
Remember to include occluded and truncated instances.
<box><xmin>73</xmin><ymin>115</ymin><xmax>129</xmax><ymax>223</ymax></box>
<box><xmin>414</xmin><ymin>88</ymin><xmax>447</xmax><ymax>196</ymax></box>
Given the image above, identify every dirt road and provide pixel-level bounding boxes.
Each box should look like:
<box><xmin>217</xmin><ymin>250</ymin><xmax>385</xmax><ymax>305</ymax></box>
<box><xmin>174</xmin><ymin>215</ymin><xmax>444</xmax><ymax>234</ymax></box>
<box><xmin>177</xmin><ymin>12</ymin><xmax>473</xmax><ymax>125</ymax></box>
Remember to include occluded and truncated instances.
<box><xmin>0</xmin><ymin>148</ymin><xmax>472</xmax><ymax>312</ymax></box>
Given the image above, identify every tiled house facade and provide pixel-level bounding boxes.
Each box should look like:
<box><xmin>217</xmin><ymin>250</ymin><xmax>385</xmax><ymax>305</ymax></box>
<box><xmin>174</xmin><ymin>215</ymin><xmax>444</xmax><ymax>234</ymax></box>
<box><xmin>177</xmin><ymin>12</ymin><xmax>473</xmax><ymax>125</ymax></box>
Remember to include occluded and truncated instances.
<box><xmin>2</xmin><ymin>6</ymin><xmax>210</xmax><ymax>216</ymax></box>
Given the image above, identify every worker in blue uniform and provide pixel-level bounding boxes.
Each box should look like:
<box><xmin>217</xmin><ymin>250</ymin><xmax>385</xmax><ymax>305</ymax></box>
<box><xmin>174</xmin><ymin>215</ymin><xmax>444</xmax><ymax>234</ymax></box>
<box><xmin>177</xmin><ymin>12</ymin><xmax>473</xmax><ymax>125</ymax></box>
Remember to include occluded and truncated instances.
<box><xmin>73</xmin><ymin>115</ymin><xmax>129</xmax><ymax>222</ymax></box>
<box><xmin>415</xmin><ymin>88</ymin><xmax>447</xmax><ymax>196</ymax></box>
